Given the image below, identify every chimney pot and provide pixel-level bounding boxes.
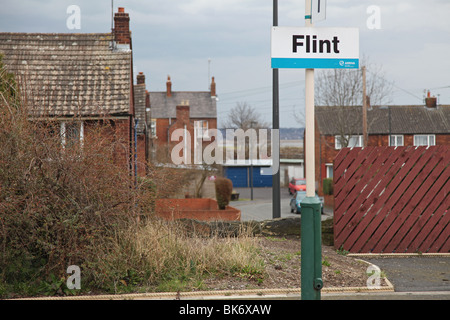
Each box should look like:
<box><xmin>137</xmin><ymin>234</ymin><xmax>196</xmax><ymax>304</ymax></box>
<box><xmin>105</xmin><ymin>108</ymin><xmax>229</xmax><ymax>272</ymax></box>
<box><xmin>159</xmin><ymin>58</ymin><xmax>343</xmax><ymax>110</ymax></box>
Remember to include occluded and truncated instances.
<box><xmin>166</xmin><ymin>76</ymin><xmax>172</xmax><ymax>97</ymax></box>
<box><xmin>210</xmin><ymin>76</ymin><xmax>216</xmax><ymax>97</ymax></box>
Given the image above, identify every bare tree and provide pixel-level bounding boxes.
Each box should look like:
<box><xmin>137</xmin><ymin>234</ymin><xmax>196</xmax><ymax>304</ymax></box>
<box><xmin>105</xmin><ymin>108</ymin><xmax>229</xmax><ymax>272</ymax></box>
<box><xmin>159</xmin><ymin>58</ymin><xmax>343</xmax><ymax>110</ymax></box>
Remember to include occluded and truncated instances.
<box><xmin>315</xmin><ymin>57</ymin><xmax>393</xmax><ymax>107</ymax></box>
<box><xmin>315</xmin><ymin>57</ymin><xmax>394</xmax><ymax>148</ymax></box>
<box><xmin>222</xmin><ymin>102</ymin><xmax>269</xmax><ymax>130</ymax></box>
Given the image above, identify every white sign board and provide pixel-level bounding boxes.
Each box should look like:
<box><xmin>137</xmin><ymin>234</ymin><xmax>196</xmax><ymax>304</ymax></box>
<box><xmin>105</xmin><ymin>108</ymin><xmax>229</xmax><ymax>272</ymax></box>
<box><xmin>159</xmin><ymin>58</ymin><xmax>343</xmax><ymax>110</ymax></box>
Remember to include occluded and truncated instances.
<box><xmin>271</xmin><ymin>27</ymin><xmax>359</xmax><ymax>69</ymax></box>
<box><xmin>311</xmin><ymin>0</ymin><xmax>326</xmax><ymax>23</ymax></box>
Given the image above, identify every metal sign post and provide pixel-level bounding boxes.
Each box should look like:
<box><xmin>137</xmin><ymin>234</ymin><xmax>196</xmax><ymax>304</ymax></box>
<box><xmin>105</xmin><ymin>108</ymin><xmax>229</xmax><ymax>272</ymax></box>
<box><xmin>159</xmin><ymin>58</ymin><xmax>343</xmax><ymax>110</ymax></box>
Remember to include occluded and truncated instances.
<box><xmin>272</xmin><ymin>0</ymin><xmax>281</xmax><ymax>219</ymax></box>
<box><xmin>300</xmin><ymin>0</ymin><xmax>323</xmax><ymax>301</ymax></box>
<box><xmin>270</xmin><ymin>0</ymin><xmax>359</xmax><ymax>300</ymax></box>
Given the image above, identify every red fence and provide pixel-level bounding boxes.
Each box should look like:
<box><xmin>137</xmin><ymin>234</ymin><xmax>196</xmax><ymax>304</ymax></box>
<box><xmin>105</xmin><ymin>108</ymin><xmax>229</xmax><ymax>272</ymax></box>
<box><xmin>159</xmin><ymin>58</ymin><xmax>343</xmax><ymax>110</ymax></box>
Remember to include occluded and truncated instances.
<box><xmin>333</xmin><ymin>146</ymin><xmax>449</xmax><ymax>253</ymax></box>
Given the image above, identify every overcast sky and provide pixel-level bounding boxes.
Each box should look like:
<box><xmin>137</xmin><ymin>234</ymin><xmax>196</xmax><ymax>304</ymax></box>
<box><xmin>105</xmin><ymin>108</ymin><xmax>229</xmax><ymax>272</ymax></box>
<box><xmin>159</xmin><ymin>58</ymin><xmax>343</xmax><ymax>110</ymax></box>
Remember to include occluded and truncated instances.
<box><xmin>1</xmin><ymin>0</ymin><xmax>449</xmax><ymax>128</ymax></box>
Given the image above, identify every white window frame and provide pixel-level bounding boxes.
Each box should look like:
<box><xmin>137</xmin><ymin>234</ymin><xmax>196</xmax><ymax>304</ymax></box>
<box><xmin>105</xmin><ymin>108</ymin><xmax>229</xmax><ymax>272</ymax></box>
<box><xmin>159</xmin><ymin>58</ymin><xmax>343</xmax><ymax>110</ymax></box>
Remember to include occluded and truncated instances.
<box><xmin>60</xmin><ymin>121</ymin><xmax>84</xmax><ymax>147</ymax></box>
<box><xmin>150</xmin><ymin>119</ymin><xmax>157</xmax><ymax>138</ymax></box>
<box><xmin>325</xmin><ymin>163</ymin><xmax>333</xmax><ymax>179</ymax></box>
<box><xmin>414</xmin><ymin>134</ymin><xmax>435</xmax><ymax>147</ymax></box>
<box><xmin>389</xmin><ymin>135</ymin><xmax>404</xmax><ymax>147</ymax></box>
<box><xmin>335</xmin><ymin>135</ymin><xmax>363</xmax><ymax>149</ymax></box>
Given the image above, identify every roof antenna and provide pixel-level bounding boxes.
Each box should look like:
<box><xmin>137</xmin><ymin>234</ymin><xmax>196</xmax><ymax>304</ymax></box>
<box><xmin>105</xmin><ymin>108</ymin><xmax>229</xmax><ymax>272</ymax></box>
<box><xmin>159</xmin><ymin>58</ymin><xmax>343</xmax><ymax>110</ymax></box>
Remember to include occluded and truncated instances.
<box><xmin>208</xmin><ymin>58</ymin><xmax>211</xmax><ymax>90</ymax></box>
<box><xmin>111</xmin><ymin>0</ymin><xmax>114</xmax><ymax>32</ymax></box>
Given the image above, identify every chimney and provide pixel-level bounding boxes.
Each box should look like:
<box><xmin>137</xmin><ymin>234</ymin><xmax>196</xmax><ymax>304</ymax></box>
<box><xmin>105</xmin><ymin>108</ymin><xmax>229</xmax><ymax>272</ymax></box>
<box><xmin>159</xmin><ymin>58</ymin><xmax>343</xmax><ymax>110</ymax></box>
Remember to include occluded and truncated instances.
<box><xmin>137</xmin><ymin>72</ymin><xmax>145</xmax><ymax>85</ymax></box>
<box><xmin>210</xmin><ymin>77</ymin><xmax>216</xmax><ymax>97</ymax></box>
<box><xmin>425</xmin><ymin>90</ymin><xmax>437</xmax><ymax>108</ymax></box>
<box><xmin>176</xmin><ymin>104</ymin><xmax>190</xmax><ymax>124</ymax></box>
<box><xmin>114</xmin><ymin>7</ymin><xmax>131</xmax><ymax>45</ymax></box>
<box><xmin>166</xmin><ymin>76</ymin><xmax>172</xmax><ymax>97</ymax></box>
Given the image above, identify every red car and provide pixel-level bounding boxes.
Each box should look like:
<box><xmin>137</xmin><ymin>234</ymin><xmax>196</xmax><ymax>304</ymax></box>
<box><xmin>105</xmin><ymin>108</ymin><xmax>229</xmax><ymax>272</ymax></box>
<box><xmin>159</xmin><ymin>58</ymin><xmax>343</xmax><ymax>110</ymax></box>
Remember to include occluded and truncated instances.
<box><xmin>289</xmin><ymin>178</ymin><xmax>306</xmax><ymax>195</ymax></box>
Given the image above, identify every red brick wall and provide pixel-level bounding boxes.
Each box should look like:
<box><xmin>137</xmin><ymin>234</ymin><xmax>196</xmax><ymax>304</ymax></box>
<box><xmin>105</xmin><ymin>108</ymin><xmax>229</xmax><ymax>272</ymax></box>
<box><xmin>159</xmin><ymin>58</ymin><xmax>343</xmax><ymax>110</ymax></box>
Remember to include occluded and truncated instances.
<box><xmin>114</xmin><ymin>8</ymin><xmax>131</xmax><ymax>45</ymax></box>
<box><xmin>112</xmin><ymin>119</ymin><xmax>132</xmax><ymax>170</ymax></box>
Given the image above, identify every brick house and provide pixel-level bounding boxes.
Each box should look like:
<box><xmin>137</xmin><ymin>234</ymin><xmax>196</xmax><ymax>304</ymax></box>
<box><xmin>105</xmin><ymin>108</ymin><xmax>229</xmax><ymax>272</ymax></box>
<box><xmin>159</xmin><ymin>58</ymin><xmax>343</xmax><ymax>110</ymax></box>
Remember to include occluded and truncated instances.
<box><xmin>310</xmin><ymin>99</ymin><xmax>450</xmax><ymax>196</ymax></box>
<box><xmin>149</xmin><ymin>76</ymin><xmax>218</xmax><ymax>163</ymax></box>
<box><xmin>0</xmin><ymin>7</ymin><xmax>146</xmax><ymax>174</ymax></box>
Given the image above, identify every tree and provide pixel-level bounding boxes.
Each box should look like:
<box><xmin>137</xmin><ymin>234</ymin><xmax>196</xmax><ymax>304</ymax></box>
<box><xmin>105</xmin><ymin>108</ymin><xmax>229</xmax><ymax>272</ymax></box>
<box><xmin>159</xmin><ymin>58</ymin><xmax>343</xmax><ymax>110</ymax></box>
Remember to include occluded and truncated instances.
<box><xmin>315</xmin><ymin>58</ymin><xmax>394</xmax><ymax>148</ymax></box>
<box><xmin>315</xmin><ymin>58</ymin><xmax>393</xmax><ymax>108</ymax></box>
<box><xmin>222</xmin><ymin>102</ymin><xmax>268</xmax><ymax>130</ymax></box>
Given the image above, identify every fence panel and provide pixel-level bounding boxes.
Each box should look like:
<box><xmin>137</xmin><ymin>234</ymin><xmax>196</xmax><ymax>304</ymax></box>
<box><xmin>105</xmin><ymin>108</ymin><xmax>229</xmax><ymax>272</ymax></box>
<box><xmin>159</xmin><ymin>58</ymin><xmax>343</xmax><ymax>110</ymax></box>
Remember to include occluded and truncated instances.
<box><xmin>334</xmin><ymin>146</ymin><xmax>449</xmax><ymax>253</ymax></box>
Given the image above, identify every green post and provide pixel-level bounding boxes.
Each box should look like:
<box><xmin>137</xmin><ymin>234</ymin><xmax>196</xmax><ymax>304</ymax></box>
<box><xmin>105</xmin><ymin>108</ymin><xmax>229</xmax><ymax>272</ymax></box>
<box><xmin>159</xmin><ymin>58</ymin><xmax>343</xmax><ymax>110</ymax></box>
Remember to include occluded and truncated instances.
<box><xmin>300</xmin><ymin>197</ymin><xmax>323</xmax><ymax>300</ymax></box>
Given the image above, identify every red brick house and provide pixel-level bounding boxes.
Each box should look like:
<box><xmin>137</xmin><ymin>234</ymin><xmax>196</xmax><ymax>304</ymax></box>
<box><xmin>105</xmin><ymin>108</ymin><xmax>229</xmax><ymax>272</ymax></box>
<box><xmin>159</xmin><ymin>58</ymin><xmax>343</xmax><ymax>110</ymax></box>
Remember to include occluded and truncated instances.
<box><xmin>311</xmin><ymin>100</ymin><xmax>450</xmax><ymax>196</ymax></box>
<box><xmin>0</xmin><ymin>7</ymin><xmax>146</xmax><ymax>174</ymax></box>
<box><xmin>149</xmin><ymin>76</ymin><xmax>218</xmax><ymax>163</ymax></box>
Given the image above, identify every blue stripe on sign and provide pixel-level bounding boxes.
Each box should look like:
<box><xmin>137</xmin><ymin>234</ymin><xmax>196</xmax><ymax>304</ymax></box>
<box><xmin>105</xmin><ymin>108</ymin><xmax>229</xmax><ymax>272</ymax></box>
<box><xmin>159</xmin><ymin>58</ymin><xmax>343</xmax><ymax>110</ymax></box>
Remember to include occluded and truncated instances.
<box><xmin>271</xmin><ymin>58</ymin><xmax>359</xmax><ymax>69</ymax></box>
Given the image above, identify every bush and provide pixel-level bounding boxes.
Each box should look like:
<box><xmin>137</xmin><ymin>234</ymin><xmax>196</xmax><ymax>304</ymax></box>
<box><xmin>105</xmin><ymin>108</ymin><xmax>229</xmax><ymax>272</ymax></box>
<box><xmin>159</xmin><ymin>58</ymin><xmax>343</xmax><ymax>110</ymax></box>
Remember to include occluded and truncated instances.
<box><xmin>323</xmin><ymin>178</ymin><xmax>334</xmax><ymax>195</ymax></box>
<box><xmin>214</xmin><ymin>177</ymin><xmax>233</xmax><ymax>210</ymax></box>
<box><xmin>0</xmin><ymin>57</ymin><xmax>156</xmax><ymax>297</ymax></box>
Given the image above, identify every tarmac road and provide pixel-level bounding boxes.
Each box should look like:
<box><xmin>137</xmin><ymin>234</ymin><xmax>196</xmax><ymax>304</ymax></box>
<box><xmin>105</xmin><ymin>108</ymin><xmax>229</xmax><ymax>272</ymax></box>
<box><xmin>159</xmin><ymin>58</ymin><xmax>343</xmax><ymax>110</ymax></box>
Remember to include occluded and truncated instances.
<box><xmin>231</xmin><ymin>187</ymin><xmax>333</xmax><ymax>221</ymax></box>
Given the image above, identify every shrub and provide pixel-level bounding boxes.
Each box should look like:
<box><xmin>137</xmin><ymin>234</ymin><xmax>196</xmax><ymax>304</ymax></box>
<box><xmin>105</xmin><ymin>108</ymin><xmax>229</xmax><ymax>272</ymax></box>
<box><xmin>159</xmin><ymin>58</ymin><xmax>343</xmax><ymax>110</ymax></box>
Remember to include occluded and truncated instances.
<box><xmin>323</xmin><ymin>178</ymin><xmax>334</xmax><ymax>195</ymax></box>
<box><xmin>0</xmin><ymin>57</ymin><xmax>156</xmax><ymax>297</ymax></box>
<box><xmin>214</xmin><ymin>177</ymin><xmax>233</xmax><ymax>210</ymax></box>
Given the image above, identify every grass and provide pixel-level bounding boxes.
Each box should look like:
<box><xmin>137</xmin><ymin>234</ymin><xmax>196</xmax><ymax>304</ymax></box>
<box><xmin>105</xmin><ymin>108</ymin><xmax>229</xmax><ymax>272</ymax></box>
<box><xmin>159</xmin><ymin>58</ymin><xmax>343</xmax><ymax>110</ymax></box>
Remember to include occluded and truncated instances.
<box><xmin>100</xmin><ymin>218</ymin><xmax>266</xmax><ymax>294</ymax></box>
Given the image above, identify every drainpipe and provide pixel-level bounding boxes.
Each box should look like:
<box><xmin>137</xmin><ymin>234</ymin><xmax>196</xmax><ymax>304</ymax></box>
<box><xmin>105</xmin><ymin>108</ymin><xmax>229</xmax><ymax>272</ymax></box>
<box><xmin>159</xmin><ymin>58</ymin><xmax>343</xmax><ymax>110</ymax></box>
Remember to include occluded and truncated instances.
<box><xmin>134</xmin><ymin>119</ymin><xmax>139</xmax><ymax>187</ymax></box>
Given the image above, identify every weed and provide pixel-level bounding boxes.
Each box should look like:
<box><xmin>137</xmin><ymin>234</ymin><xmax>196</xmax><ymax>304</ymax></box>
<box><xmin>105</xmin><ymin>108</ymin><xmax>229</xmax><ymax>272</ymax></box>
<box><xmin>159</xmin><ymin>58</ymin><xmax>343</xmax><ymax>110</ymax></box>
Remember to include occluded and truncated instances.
<box><xmin>322</xmin><ymin>257</ymin><xmax>331</xmax><ymax>267</ymax></box>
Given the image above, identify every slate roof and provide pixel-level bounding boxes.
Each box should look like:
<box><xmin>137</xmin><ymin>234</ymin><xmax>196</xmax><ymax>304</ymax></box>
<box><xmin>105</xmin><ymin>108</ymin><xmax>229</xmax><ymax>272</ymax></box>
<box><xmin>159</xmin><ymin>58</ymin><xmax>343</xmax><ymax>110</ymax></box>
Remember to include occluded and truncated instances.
<box><xmin>0</xmin><ymin>32</ymin><xmax>132</xmax><ymax>117</ymax></box>
<box><xmin>150</xmin><ymin>91</ymin><xmax>217</xmax><ymax>119</ymax></box>
<box><xmin>316</xmin><ymin>105</ymin><xmax>450</xmax><ymax>135</ymax></box>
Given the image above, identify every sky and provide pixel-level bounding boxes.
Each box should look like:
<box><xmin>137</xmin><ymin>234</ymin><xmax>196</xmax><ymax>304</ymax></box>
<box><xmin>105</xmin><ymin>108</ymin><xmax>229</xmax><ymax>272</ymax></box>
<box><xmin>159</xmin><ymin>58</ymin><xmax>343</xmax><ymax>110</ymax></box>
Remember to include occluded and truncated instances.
<box><xmin>1</xmin><ymin>0</ymin><xmax>449</xmax><ymax>128</ymax></box>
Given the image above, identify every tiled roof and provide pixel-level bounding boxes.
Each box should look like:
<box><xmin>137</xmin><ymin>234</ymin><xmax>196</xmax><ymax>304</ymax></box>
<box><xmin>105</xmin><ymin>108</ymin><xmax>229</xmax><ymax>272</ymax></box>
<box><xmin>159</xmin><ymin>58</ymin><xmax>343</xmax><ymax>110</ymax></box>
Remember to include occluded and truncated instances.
<box><xmin>0</xmin><ymin>32</ymin><xmax>132</xmax><ymax>117</ymax></box>
<box><xmin>150</xmin><ymin>91</ymin><xmax>217</xmax><ymax>119</ymax></box>
<box><xmin>316</xmin><ymin>105</ymin><xmax>450</xmax><ymax>135</ymax></box>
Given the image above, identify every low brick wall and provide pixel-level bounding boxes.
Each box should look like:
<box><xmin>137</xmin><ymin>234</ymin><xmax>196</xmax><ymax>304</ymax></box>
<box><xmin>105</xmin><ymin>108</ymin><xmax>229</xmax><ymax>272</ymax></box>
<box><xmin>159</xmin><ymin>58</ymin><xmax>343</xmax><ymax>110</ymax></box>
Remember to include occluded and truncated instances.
<box><xmin>155</xmin><ymin>198</ymin><xmax>241</xmax><ymax>221</ymax></box>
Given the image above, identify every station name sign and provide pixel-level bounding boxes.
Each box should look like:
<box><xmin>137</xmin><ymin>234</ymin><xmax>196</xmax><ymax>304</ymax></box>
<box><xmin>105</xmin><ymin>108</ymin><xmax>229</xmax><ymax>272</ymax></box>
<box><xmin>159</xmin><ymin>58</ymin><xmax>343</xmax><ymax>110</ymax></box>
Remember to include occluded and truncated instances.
<box><xmin>271</xmin><ymin>27</ymin><xmax>359</xmax><ymax>69</ymax></box>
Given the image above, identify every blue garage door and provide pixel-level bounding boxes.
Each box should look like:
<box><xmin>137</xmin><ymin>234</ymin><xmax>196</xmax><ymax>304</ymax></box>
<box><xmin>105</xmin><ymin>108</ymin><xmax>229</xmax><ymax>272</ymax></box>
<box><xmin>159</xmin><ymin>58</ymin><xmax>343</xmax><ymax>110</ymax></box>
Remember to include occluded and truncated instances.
<box><xmin>225</xmin><ymin>167</ymin><xmax>248</xmax><ymax>188</ymax></box>
<box><xmin>252</xmin><ymin>166</ymin><xmax>273</xmax><ymax>187</ymax></box>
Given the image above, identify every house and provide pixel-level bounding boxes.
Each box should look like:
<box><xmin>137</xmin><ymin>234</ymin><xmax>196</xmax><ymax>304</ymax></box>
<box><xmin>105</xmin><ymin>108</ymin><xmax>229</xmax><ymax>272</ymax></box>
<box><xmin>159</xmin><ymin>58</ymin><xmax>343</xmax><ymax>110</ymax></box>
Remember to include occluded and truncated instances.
<box><xmin>311</xmin><ymin>98</ymin><xmax>450</xmax><ymax>195</ymax></box>
<box><xmin>149</xmin><ymin>76</ymin><xmax>218</xmax><ymax>163</ymax></box>
<box><xmin>0</xmin><ymin>7</ymin><xmax>145</xmax><ymax>174</ymax></box>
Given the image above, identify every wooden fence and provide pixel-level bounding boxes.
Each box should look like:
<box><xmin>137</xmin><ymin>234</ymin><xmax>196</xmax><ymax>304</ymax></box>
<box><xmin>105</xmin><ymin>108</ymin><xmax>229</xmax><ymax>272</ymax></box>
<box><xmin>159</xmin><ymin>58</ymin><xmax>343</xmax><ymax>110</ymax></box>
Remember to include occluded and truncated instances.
<box><xmin>333</xmin><ymin>146</ymin><xmax>449</xmax><ymax>253</ymax></box>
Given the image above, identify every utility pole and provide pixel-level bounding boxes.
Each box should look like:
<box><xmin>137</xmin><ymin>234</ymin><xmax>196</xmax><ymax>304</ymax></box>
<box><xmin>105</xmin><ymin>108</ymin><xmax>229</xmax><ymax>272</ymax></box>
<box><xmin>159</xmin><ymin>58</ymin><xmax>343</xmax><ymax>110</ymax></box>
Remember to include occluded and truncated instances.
<box><xmin>272</xmin><ymin>0</ymin><xmax>281</xmax><ymax>219</ymax></box>
<box><xmin>362</xmin><ymin>66</ymin><xmax>368</xmax><ymax>147</ymax></box>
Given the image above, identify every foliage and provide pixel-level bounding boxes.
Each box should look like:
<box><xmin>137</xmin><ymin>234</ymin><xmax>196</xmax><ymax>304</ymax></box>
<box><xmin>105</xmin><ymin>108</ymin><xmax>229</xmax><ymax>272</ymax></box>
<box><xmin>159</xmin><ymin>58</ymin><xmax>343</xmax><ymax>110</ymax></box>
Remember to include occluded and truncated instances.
<box><xmin>0</xmin><ymin>57</ymin><xmax>155</xmax><ymax>297</ymax></box>
<box><xmin>0</xmin><ymin>56</ymin><xmax>263</xmax><ymax>298</ymax></box>
<box><xmin>323</xmin><ymin>178</ymin><xmax>334</xmax><ymax>195</ymax></box>
<box><xmin>214</xmin><ymin>177</ymin><xmax>233</xmax><ymax>210</ymax></box>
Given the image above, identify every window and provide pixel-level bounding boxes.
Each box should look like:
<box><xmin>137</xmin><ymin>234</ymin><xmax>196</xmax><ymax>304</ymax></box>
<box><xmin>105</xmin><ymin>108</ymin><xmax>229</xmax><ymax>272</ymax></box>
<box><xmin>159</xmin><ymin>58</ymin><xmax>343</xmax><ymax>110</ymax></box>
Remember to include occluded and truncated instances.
<box><xmin>150</xmin><ymin>119</ymin><xmax>157</xmax><ymax>138</ymax></box>
<box><xmin>389</xmin><ymin>135</ymin><xmax>404</xmax><ymax>147</ymax></box>
<box><xmin>414</xmin><ymin>135</ymin><xmax>435</xmax><ymax>147</ymax></box>
<box><xmin>326</xmin><ymin>164</ymin><xmax>333</xmax><ymax>179</ymax></box>
<box><xmin>194</xmin><ymin>120</ymin><xmax>209</xmax><ymax>139</ymax></box>
<box><xmin>335</xmin><ymin>135</ymin><xmax>362</xmax><ymax>149</ymax></box>
<box><xmin>60</xmin><ymin>121</ymin><xmax>84</xmax><ymax>147</ymax></box>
